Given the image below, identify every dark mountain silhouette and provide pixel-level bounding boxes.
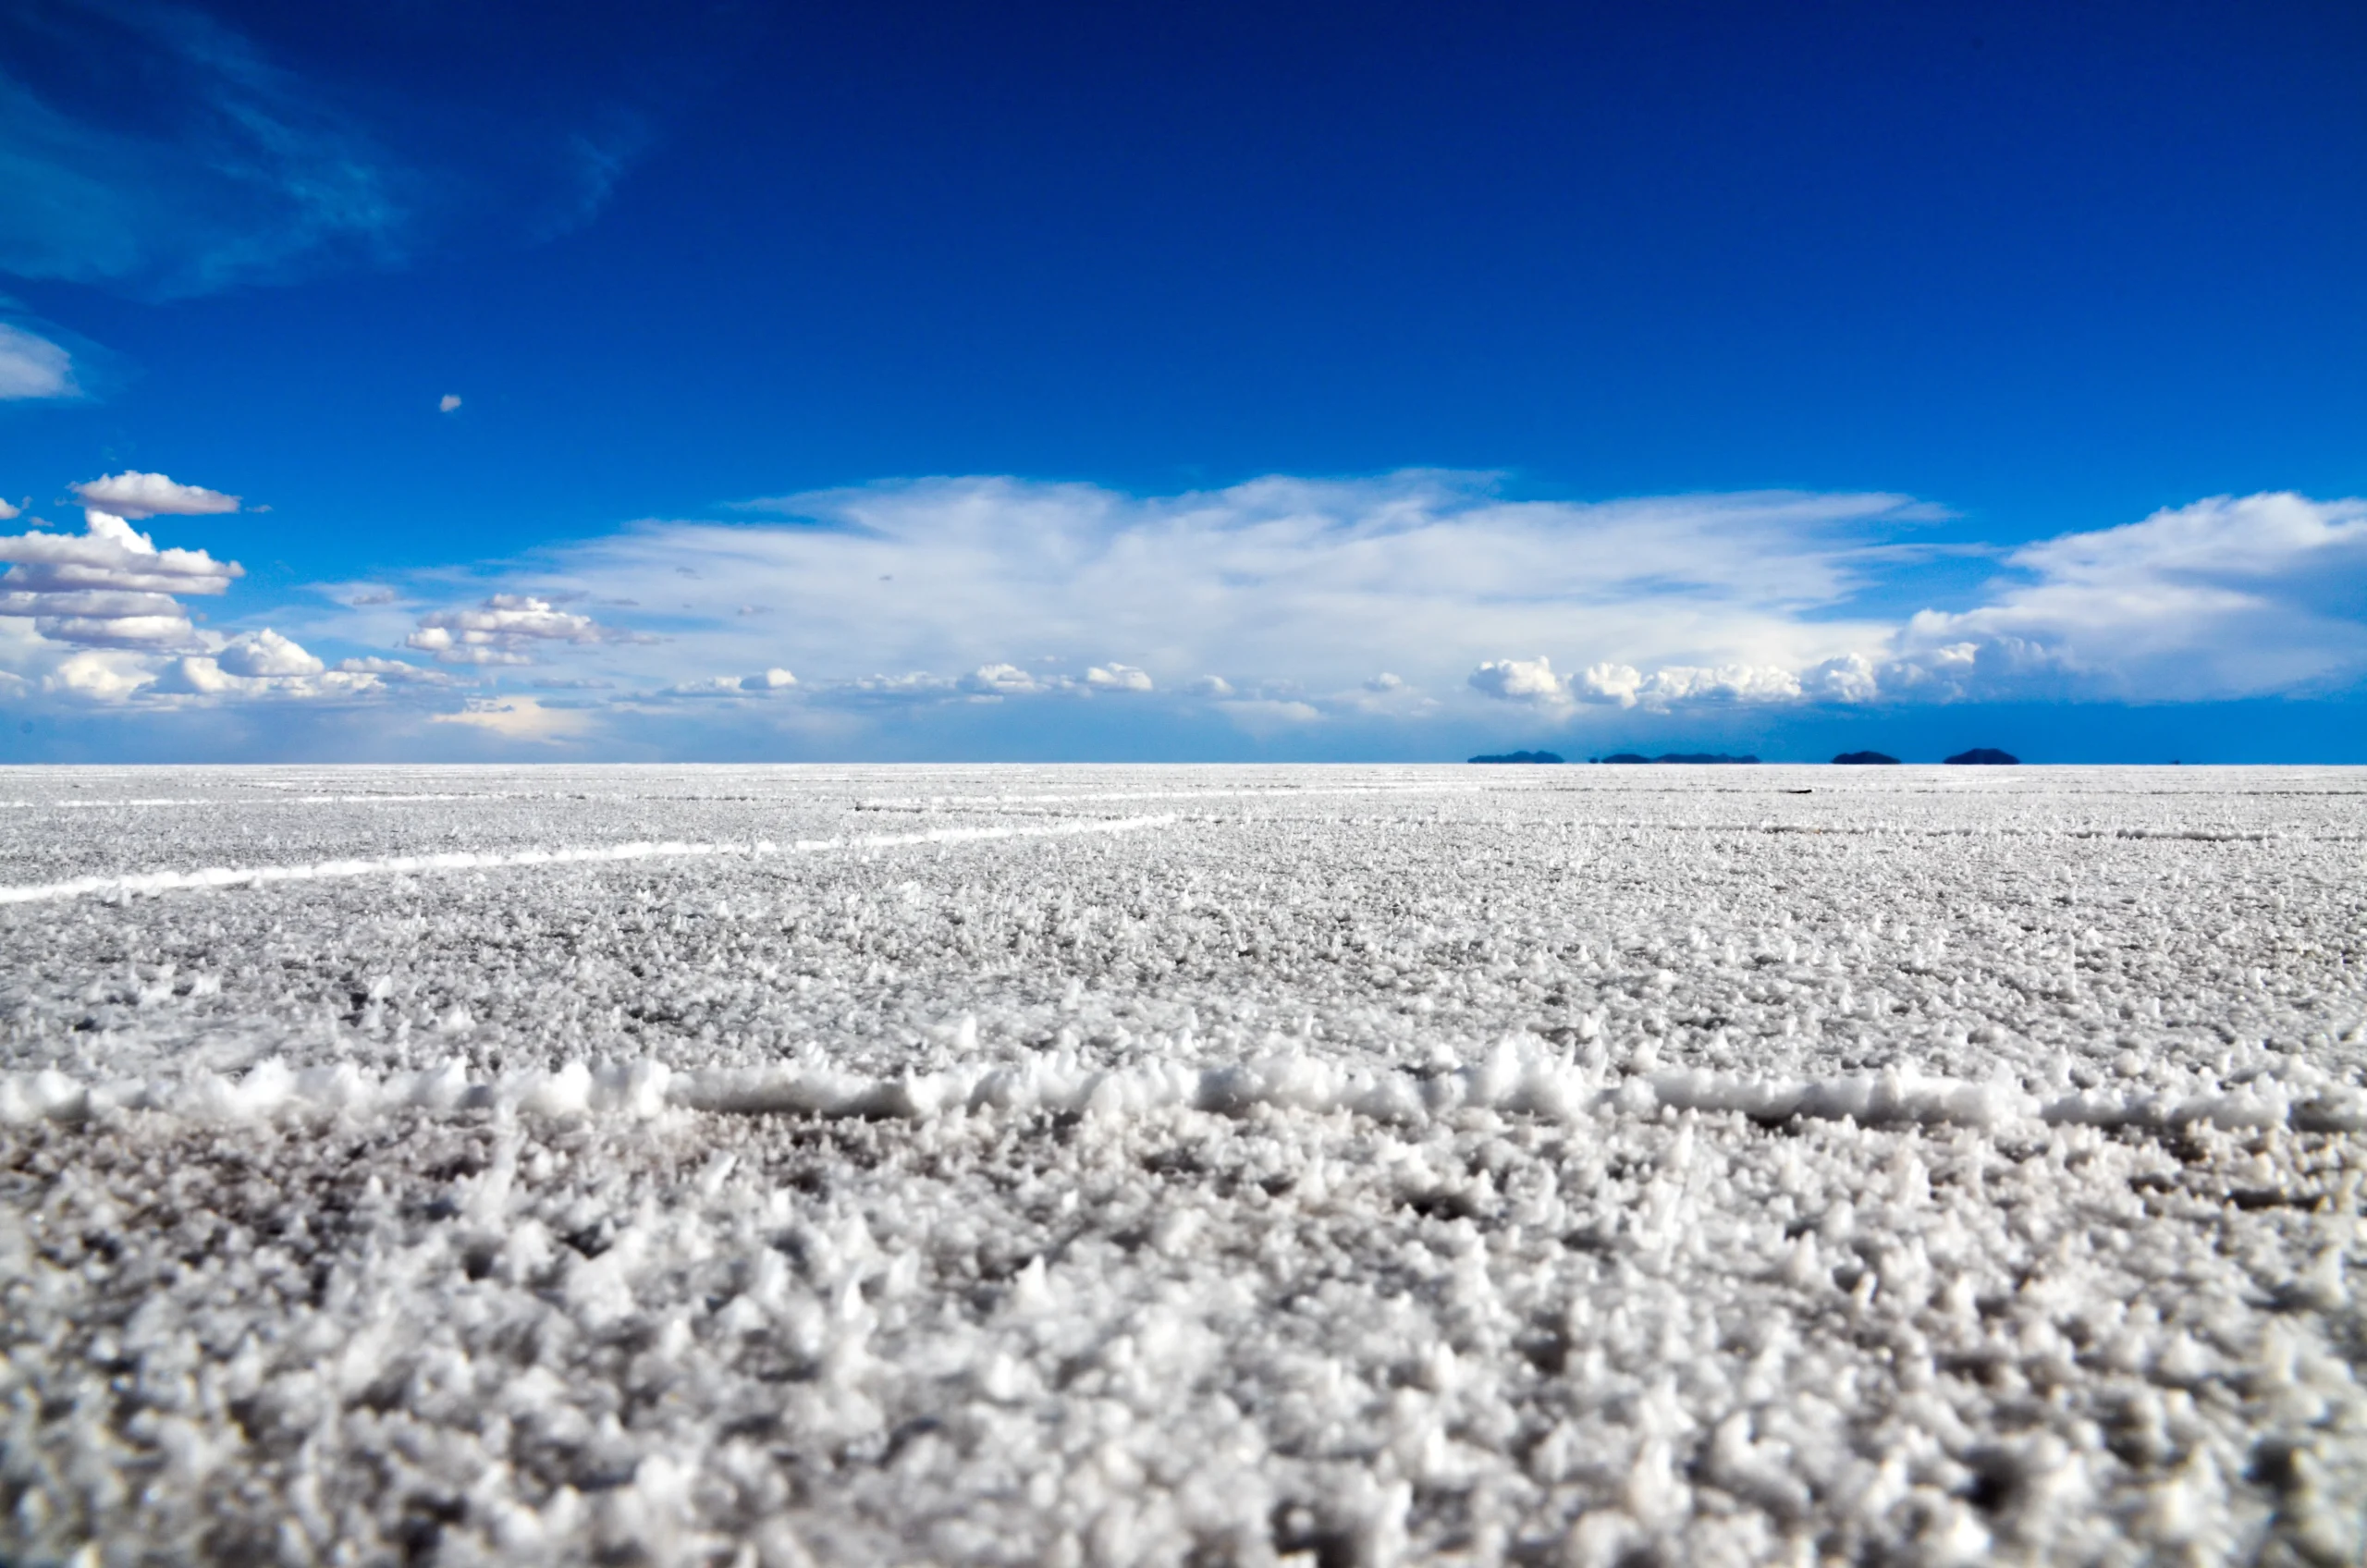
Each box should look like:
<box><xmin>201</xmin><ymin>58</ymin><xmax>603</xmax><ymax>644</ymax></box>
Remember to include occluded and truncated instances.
<box><xmin>1469</xmin><ymin>750</ymin><xmax>1564</xmax><ymax>764</ymax></box>
<box><xmin>1945</xmin><ymin>747</ymin><xmax>2018</xmax><ymax>765</ymax></box>
<box><xmin>1832</xmin><ymin>751</ymin><xmax>1900</xmax><ymax>765</ymax></box>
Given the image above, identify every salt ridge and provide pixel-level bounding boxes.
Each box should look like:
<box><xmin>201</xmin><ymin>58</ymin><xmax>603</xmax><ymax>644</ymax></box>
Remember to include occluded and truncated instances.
<box><xmin>9</xmin><ymin>1048</ymin><xmax>2358</xmax><ymax>1133</ymax></box>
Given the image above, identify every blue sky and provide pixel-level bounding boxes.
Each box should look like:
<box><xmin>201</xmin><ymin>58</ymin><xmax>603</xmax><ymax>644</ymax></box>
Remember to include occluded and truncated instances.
<box><xmin>1</xmin><ymin>0</ymin><xmax>2362</xmax><ymax>762</ymax></box>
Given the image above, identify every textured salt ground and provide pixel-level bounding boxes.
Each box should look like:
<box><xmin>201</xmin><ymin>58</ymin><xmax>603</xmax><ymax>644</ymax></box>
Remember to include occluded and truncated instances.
<box><xmin>2</xmin><ymin>766</ymin><xmax>2365</xmax><ymax>1566</ymax></box>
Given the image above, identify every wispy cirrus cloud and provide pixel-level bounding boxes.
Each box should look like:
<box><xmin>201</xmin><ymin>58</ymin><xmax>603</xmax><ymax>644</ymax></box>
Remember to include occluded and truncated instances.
<box><xmin>0</xmin><ymin>4</ymin><xmax>410</xmax><ymax>300</ymax></box>
<box><xmin>0</xmin><ymin>320</ymin><xmax>76</xmax><ymax>399</ymax></box>
<box><xmin>0</xmin><ymin>3</ymin><xmax>684</xmax><ymax>305</ymax></box>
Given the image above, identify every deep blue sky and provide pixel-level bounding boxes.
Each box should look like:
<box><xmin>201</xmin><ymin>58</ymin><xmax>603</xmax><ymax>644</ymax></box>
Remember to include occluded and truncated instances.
<box><xmin>1</xmin><ymin>0</ymin><xmax>2363</xmax><ymax>761</ymax></box>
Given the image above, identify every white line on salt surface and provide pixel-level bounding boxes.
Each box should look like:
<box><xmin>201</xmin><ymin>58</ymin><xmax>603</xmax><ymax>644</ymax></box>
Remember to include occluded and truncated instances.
<box><xmin>854</xmin><ymin>783</ymin><xmax>1485</xmax><ymax>808</ymax></box>
<box><xmin>0</xmin><ymin>814</ymin><xmax>1178</xmax><ymax>906</ymax></box>
<box><xmin>0</xmin><ymin>794</ymin><xmax>526</xmax><ymax>810</ymax></box>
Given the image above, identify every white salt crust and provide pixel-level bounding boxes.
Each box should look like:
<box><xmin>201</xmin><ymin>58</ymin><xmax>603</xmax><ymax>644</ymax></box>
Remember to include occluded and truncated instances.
<box><xmin>2</xmin><ymin>764</ymin><xmax>2363</xmax><ymax>1566</ymax></box>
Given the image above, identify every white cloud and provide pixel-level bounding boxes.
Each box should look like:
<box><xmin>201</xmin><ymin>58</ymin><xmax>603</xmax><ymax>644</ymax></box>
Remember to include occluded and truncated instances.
<box><xmin>1469</xmin><ymin>655</ymin><xmax>1569</xmax><ymax>704</ymax></box>
<box><xmin>1576</xmin><ymin>662</ymin><xmax>1642</xmax><ymax>706</ymax></box>
<box><xmin>964</xmin><ymin>663</ymin><xmax>1040</xmax><ymax>694</ymax></box>
<box><xmin>1216</xmin><ymin>698</ymin><xmax>1323</xmax><ymax>734</ymax></box>
<box><xmin>0</xmin><ymin>508</ymin><xmax>241</xmax><ymax>648</ymax></box>
<box><xmin>840</xmin><ymin>671</ymin><xmax>960</xmax><ymax>698</ymax></box>
<box><xmin>439</xmin><ymin>394</ymin><xmax>462</xmax><ymax>413</ymax></box>
<box><xmin>215</xmin><ymin>628</ymin><xmax>322</xmax><ymax>678</ymax></box>
<box><xmin>0</xmin><ymin>497</ymin><xmax>388</xmax><ymax>708</ymax></box>
<box><xmin>337</xmin><ymin>656</ymin><xmax>455</xmax><ymax>686</ymax></box>
<box><xmin>661</xmin><ymin>677</ymin><xmax>748</xmax><ymax>697</ymax></box>
<box><xmin>429</xmin><ymin>696</ymin><xmax>595</xmax><ymax>742</ymax></box>
<box><xmin>71</xmin><ymin>472</ymin><xmax>240</xmax><ymax>519</ymax></box>
<box><xmin>153</xmin><ymin>631</ymin><xmax>382</xmax><ymax>701</ymax></box>
<box><xmin>656</xmin><ymin>668</ymin><xmax>800</xmax><ymax>699</ymax></box>
<box><xmin>1574</xmin><ymin>662</ymin><xmax>1803</xmax><ymax>710</ymax></box>
<box><xmin>297</xmin><ymin>478</ymin><xmax>2367</xmax><ymax>732</ymax></box>
<box><xmin>1801</xmin><ymin>653</ymin><xmax>1882</xmax><ymax>704</ymax></box>
<box><xmin>0</xmin><ymin>498</ymin><xmax>18</xmax><ymax>521</ymax></box>
<box><xmin>1893</xmin><ymin>493</ymin><xmax>2367</xmax><ymax>700</ymax></box>
<box><xmin>504</xmin><ymin>473</ymin><xmax>1911</xmax><ymax>705</ymax></box>
<box><xmin>0</xmin><ymin>323</ymin><xmax>76</xmax><ymax>400</ymax></box>
<box><xmin>1509</xmin><ymin>493</ymin><xmax>2367</xmax><ymax>711</ymax></box>
<box><xmin>43</xmin><ymin>650</ymin><xmax>153</xmax><ymax>701</ymax></box>
<box><xmin>1085</xmin><ymin>663</ymin><xmax>1152</xmax><ymax>692</ymax></box>
<box><xmin>406</xmin><ymin>594</ymin><xmax>643</xmax><ymax>665</ymax></box>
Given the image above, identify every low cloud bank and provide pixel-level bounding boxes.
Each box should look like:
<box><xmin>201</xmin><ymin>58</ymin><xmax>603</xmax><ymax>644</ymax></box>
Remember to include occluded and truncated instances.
<box><xmin>7</xmin><ymin>471</ymin><xmax>2366</xmax><ymax>752</ymax></box>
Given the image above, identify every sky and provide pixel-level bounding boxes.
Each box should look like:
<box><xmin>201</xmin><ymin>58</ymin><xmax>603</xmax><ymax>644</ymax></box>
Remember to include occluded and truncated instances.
<box><xmin>0</xmin><ymin>0</ymin><xmax>2362</xmax><ymax>764</ymax></box>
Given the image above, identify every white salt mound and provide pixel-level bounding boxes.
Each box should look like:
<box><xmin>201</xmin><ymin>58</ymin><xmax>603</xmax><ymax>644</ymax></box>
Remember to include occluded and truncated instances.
<box><xmin>1</xmin><ymin>763</ymin><xmax>2361</xmax><ymax>1565</ymax></box>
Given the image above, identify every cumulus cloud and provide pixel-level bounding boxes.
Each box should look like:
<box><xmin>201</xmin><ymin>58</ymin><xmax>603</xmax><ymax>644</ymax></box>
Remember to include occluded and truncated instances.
<box><xmin>0</xmin><ymin>322</ymin><xmax>76</xmax><ymax>399</ymax></box>
<box><xmin>1084</xmin><ymin>663</ymin><xmax>1153</xmax><ymax>692</ymax></box>
<box><xmin>214</xmin><ymin>628</ymin><xmax>321</xmax><ymax>678</ymax></box>
<box><xmin>1469</xmin><ymin>656</ymin><xmax>1569</xmax><ymax>704</ymax></box>
<box><xmin>43</xmin><ymin>650</ymin><xmax>153</xmax><ymax>701</ymax></box>
<box><xmin>153</xmin><ymin>631</ymin><xmax>386</xmax><ymax>701</ymax></box>
<box><xmin>1572</xmin><ymin>661</ymin><xmax>1802</xmax><ymax>709</ymax></box>
<box><xmin>963</xmin><ymin>663</ymin><xmax>1041</xmax><ymax>695</ymax></box>
<box><xmin>1576</xmin><ymin>663</ymin><xmax>1642</xmax><ymax>706</ymax></box>
<box><xmin>71</xmin><ymin>472</ymin><xmax>239</xmax><ymax>519</ymax></box>
<box><xmin>0</xmin><ymin>489</ymin><xmax>397</xmax><ymax>708</ymax></box>
<box><xmin>0</xmin><ymin>507</ymin><xmax>241</xmax><ymax>649</ymax></box>
<box><xmin>406</xmin><ymin>594</ymin><xmax>644</xmax><ymax>665</ymax></box>
<box><xmin>1801</xmin><ymin>653</ymin><xmax>1882</xmax><ymax>704</ymax></box>
<box><xmin>439</xmin><ymin>394</ymin><xmax>461</xmax><ymax>413</ymax></box>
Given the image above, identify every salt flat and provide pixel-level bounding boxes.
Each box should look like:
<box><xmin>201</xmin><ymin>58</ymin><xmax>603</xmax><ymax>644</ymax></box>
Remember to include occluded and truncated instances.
<box><xmin>2</xmin><ymin>764</ymin><xmax>2362</xmax><ymax>1566</ymax></box>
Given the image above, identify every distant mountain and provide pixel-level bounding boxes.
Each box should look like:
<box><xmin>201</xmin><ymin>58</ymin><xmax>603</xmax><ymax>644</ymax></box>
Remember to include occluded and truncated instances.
<box><xmin>1832</xmin><ymin>751</ymin><xmax>1900</xmax><ymax>765</ymax></box>
<box><xmin>1944</xmin><ymin>747</ymin><xmax>2018</xmax><ymax>765</ymax></box>
<box><xmin>1597</xmin><ymin>752</ymin><xmax>1759</xmax><ymax>765</ymax></box>
<box><xmin>1469</xmin><ymin>750</ymin><xmax>1564</xmax><ymax>764</ymax></box>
